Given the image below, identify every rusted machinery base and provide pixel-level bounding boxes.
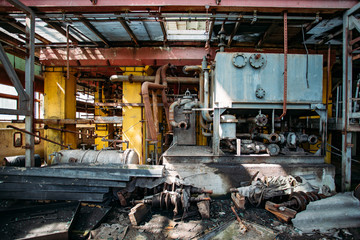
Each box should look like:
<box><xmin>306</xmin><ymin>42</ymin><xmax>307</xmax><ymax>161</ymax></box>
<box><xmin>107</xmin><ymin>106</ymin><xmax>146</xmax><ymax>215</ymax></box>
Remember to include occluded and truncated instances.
<box><xmin>163</xmin><ymin>146</ymin><xmax>335</xmax><ymax>196</ymax></box>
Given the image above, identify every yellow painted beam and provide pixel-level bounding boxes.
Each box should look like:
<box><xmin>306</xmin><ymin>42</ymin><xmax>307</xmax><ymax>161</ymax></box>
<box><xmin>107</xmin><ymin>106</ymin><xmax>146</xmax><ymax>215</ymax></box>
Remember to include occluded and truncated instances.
<box><xmin>122</xmin><ymin>75</ymin><xmax>143</xmax><ymax>163</ymax></box>
<box><xmin>44</xmin><ymin>68</ymin><xmax>76</xmax><ymax>163</ymax></box>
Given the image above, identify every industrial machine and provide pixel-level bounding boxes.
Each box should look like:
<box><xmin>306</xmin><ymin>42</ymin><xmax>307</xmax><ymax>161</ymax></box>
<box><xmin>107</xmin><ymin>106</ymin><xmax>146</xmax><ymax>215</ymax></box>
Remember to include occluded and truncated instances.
<box><xmin>162</xmin><ymin>52</ymin><xmax>334</xmax><ymax>195</ymax></box>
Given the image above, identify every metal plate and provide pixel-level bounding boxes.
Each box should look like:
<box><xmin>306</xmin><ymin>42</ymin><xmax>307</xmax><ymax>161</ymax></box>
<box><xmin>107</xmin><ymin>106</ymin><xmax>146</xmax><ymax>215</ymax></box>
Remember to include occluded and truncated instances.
<box><xmin>214</xmin><ymin>53</ymin><xmax>323</xmax><ymax>106</ymax></box>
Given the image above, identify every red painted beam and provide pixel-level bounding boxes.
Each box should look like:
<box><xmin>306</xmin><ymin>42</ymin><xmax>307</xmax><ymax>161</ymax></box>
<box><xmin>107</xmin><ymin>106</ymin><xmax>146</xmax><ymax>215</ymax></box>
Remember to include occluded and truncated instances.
<box><xmin>0</xmin><ymin>0</ymin><xmax>357</xmax><ymax>13</ymax></box>
<box><xmin>0</xmin><ymin>65</ymin><xmax>44</xmax><ymax>93</ymax></box>
<box><xmin>40</xmin><ymin>46</ymin><xmax>334</xmax><ymax>67</ymax></box>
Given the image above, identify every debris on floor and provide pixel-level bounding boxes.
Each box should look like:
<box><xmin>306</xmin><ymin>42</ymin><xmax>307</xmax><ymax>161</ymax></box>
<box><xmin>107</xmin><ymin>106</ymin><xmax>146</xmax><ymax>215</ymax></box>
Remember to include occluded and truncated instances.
<box><xmin>292</xmin><ymin>192</ymin><xmax>360</xmax><ymax>233</ymax></box>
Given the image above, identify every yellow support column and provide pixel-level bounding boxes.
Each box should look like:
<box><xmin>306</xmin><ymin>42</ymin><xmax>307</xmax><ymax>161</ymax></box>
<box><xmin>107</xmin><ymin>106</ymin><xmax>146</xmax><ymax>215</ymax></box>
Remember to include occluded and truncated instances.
<box><xmin>44</xmin><ymin>68</ymin><xmax>77</xmax><ymax>163</ymax></box>
<box><xmin>94</xmin><ymin>83</ymin><xmax>113</xmax><ymax>149</ymax></box>
<box><xmin>122</xmin><ymin>67</ymin><xmax>151</xmax><ymax>164</ymax></box>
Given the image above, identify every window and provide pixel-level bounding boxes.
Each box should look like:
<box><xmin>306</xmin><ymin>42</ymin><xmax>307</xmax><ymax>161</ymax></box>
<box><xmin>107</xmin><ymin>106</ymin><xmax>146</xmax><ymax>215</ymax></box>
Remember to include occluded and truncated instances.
<box><xmin>13</xmin><ymin>132</ymin><xmax>22</xmax><ymax>147</ymax></box>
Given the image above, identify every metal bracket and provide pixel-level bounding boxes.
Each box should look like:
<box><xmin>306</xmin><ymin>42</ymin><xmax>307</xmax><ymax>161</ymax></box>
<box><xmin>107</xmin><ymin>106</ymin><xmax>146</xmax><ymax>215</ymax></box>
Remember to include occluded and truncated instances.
<box><xmin>349</xmin><ymin>16</ymin><xmax>360</xmax><ymax>32</ymax></box>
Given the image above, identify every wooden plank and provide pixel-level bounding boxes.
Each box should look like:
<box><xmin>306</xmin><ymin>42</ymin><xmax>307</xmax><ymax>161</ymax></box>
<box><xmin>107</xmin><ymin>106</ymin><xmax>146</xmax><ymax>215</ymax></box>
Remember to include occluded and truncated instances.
<box><xmin>0</xmin><ymin>175</ymin><xmax>126</xmax><ymax>188</ymax></box>
<box><xmin>231</xmin><ymin>192</ymin><xmax>246</xmax><ymax>210</ymax></box>
<box><xmin>265</xmin><ymin>201</ymin><xmax>297</xmax><ymax>223</ymax></box>
<box><xmin>128</xmin><ymin>203</ymin><xmax>150</xmax><ymax>226</ymax></box>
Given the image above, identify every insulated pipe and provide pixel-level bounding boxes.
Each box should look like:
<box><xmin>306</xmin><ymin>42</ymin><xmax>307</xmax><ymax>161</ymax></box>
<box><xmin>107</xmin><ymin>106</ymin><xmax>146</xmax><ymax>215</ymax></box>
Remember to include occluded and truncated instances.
<box><xmin>110</xmin><ymin>75</ymin><xmax>199</xmax><ymax>84</ymax></box>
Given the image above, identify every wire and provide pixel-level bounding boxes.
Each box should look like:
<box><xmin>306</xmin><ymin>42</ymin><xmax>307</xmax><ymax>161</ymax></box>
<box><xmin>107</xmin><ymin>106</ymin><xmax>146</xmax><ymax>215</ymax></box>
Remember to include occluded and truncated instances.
<box><xmin>326</xmin><ymin>149</ymin><xmax>360</xmax><ymax>164</ymax></box>
<box><xmin>301</xmin><ymin>25</ymin><xmax>310</xmax><ymax>88</ymax></box>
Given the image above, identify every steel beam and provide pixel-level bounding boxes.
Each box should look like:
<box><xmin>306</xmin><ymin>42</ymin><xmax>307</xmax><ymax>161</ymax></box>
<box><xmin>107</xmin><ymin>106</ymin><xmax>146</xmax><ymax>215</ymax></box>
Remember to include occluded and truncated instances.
<box><xmin>0</xmin><ymin>0</ymin><xmax>357</xmax><ymax>12</ymax></box>
<box><xmin>256</xmin><ymin>22</ymin><xmax>277</xmax><ymax>48</ymax></box>
<box><xmin>227</xmin><ymin>16</ymin><xmax>242</xmax><ymax>47</ymax></box>
<box><xmin>118</xmin><ymin>17</ymin><xmax>139</xmax><ymax>46</ymax></box>
<box><xmin>40</xmin><ymin>46</ymin><xmax>335</xmax><ymax>67</ymax></box>
<box><xmin>159</xmin><ymin>20</ymin><xmax>167</xmax><ymax>43</ymax></box>
<box><xmin>0</xmin><ymin>43</ymin><xmax>29</xmax><ymax>108</ymax></box>
<box><xmin>0</xmin><ymin>31</ymin><xmax>24</xmax><ymax>48</ymax></box>
<box><xmin>4</xmin><ymin>16</ymin><xmax>51</xmax><ymax>44</ymax></box>
<box><xmin>341</xmin><ymin>2</ymin><xmax>360</xmax><ymax>191</ymax></box>
<box><xmin>40</xmin><ymin>19</ymin><xmax>79</xmax><ymax>44</ymax></box>
<box><xmin>80</xmin><ymin>16</ymin><xmax>110</xmax><ymax>47</ymax></box>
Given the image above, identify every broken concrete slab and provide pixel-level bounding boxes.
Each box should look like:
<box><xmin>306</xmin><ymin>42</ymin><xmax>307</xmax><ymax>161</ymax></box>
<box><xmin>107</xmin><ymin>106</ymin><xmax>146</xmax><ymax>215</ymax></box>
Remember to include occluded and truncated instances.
<box><xmin>292</xmin><ymin>192</ymin><xmax>360</xmax><ymax>233</ymax></box>
<box><xmin>202</xmin><ymin>219</ymin><xmax>278</xmax><ymax>240</ymax></box>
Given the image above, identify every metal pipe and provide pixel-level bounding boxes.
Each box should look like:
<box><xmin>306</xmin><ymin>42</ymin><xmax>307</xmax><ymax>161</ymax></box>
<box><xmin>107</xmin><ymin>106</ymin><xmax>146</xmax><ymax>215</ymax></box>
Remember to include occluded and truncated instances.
<box><xmin>7</xmin><ymin>125</ymin><xmax>71</xmax><ymax>149</ymax></box>
<box><xmin>183</xmin><ymin>65</ymin><xmax>203</xmax><ymax>102</ymax></box>
<box><xmin>141</xmin><ymin>82</ymin><xmax>166</xmax><ymax>141</ymax></box>
<box><xmin>256</xmin><ymin>133</ymin><xmax>280</xmax><ymax>143</ymax></box>
<box><xmin>160</xmin><ymin>63</ymin><xmax>171</xmax><ymax>87</ymax></box>
<box><xmin>279</xmin><ymin>11</ymin><xmax>288</xmax><ymax>120</ymax></box>
<box><xmin>152</xmin><ymin>66</ymin><xmax>163</xmax><ymax>134</ymax></box>
<box><xmin>66</xmin><ymin>24</ymin><xmax>70</xmax><ymax>80</ymax></box>
<box><xmin>44</xmin><ymin>125</ymin><xmax>94</xmax><ymax>138</ymax></box>
<box><xmin>110</xmin><ymin>75</ymin><xmax>199</xmax><ymax>84</ymax></box>
<box><xmin>202</xmin><ymin>57</ymin><xmax>213</xmax><ymax>122</ymax></box>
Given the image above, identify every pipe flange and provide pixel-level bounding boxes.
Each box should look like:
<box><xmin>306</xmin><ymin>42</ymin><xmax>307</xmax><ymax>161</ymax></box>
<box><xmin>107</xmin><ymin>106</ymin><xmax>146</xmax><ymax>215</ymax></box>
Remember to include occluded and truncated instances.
<box><xmin>249</xmin><ymin>53</ymin><xmax>266</xmax><ymax>69</ymax></box>
<box><xmin>255</xmin><ymin>113</ymin><xmax>268</xmax><ymax>127</ymax></box>
<box><xmin>267</xmin><ymin>144</ymin><xmax>280</xmax><ymax>156</ymax></box>
<box><xmin>232</xmin><ymin>53</ymin><xmax>248</xmax><ymax>68</ymax></box>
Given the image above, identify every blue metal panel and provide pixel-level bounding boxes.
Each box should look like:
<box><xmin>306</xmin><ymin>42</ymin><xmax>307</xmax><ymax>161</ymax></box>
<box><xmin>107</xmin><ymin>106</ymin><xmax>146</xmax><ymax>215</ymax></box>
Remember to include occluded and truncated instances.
<box><xmin>214</xmin><ymin>53</ymin><xmax>323</xmax><ymax>106</ymax></box>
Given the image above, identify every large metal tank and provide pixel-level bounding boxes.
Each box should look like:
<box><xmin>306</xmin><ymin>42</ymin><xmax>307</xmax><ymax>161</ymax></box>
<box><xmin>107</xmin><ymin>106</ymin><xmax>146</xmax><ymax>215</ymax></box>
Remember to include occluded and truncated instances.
<box><xmin>214</xmin><ymin>53</ymin><xmax>323</xmax><ymax>108</ymax></box>
<box><xmin>52</xmin><ymin>148</ymin><xmax>139</xmax><ymax>165</ymax></box>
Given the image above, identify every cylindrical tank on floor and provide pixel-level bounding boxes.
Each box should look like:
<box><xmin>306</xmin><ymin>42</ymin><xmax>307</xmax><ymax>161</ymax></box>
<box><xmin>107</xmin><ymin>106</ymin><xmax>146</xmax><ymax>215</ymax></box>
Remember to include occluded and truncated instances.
<box><xmin>52</xmin><ymin>148</ymin><xmax>139</xmax><ymax>165</ymax></box>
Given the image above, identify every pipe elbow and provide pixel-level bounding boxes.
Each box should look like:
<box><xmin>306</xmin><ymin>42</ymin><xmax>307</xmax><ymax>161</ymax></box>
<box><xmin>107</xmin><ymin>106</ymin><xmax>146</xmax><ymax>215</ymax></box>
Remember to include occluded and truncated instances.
<box><xmin>184</xmin><ymin>65</ymin><xmax>202</xmax><ymax>74</ymax></box>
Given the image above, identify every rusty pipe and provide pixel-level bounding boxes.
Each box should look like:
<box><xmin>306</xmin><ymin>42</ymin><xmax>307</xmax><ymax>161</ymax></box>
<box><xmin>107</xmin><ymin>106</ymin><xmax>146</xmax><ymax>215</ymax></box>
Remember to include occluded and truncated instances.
<box><xmin>279</xmin><ymin>11</ymin><xmax>288</xmax><ymax>120</ymax></box>
<box><xmin>152</xmin><ymin>66</ymin><xmax>163</xmax><ymax>134</ymax></box>
<box><xmin>7</xmin><ymin>125</ymin><xmax>71</xmax><ymax>149</ymax></box>
<box><xmin>110</xmin><ymin>75</ymin><xmax>199</xmax><ymax>84</ymax></box>
<box><xmin>44</xmin><ymin>125</ymin><xmax>95</xmax><ymax>138</ymax></box>
<box><xmin>256</xmin><ymin>133</ymin><xmax>280</xmax><ymax>143</ymax></box>
<box><xmin>184</xmin><ymin>65</ymin><xmax>203</xmax><ymax>103</ymax></box>
<box><xmin>160</xmin><ymin>63</ymin><xmax>171</xmax><ymax>87</ymax></box>
<box><xmin>141</xmin><ymin>82</ymin><xmax>166</xmax><ymax>141</ymax></box>
<box><xmin>201</xmin><ymin>56</ymin><xmax>213</xmax><ymax>122</ymax></box>
<box><xmin>169</xmin><ymin>99</ymin><xmax>181</xmax><ymax>128</ymax></box>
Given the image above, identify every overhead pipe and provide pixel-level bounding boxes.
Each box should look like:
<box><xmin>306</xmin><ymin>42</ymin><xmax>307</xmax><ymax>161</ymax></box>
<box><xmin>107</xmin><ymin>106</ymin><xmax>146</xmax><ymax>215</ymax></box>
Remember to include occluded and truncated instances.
<box><xmin>110</xmin><ymin>75</ymin><xmax>199</xmax><ymax>84</ymax></box>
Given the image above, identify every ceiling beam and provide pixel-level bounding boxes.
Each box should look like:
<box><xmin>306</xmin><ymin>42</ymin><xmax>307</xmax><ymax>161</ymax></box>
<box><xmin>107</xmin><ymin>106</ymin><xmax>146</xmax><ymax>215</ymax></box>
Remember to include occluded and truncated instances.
<box><xmin>40</xmin><ymin>18</ymin><xmax>78</xmax><ymax>44</ymax></box>
<box><xmin>0</xmin><ymin>31</ymin><xmax>24</xmax><ymax>48</ymax></box>
<box><xmin>256</xmin><ymin>22</ymin><xmax>278</xmax><ymax>48</ymax></box>
<box><xmin>40</xmin><ymin>46</ymin><xmax>333</xmax><ymax>67</ymax></box>
<box><xmin>3</xmin><ymin>16</ymin><xmax>52</xmax><ymax>44</ymax></box>
<box><xmin>227</xmin><ymin>17</ymin><xmax>242</xmax><ymax>47</ymax></box>
<box><xmin>118</xmin><ymin>17</ymin><xmax>139</xmax><ymax>47</ymax></box>
<box><xmin>159</xmin><ymin>19</ymin><xmax>167</xmax><ymax>44</ymax></box>
<box><xmin>80</xmin><ymin>16</ymin><xmax>111</xmax><ymax>47</ymax></box>
<box><xmin>0</xmin><ymin>1</ymin><xmax>357</xmax><ymax>13</ymax></box>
